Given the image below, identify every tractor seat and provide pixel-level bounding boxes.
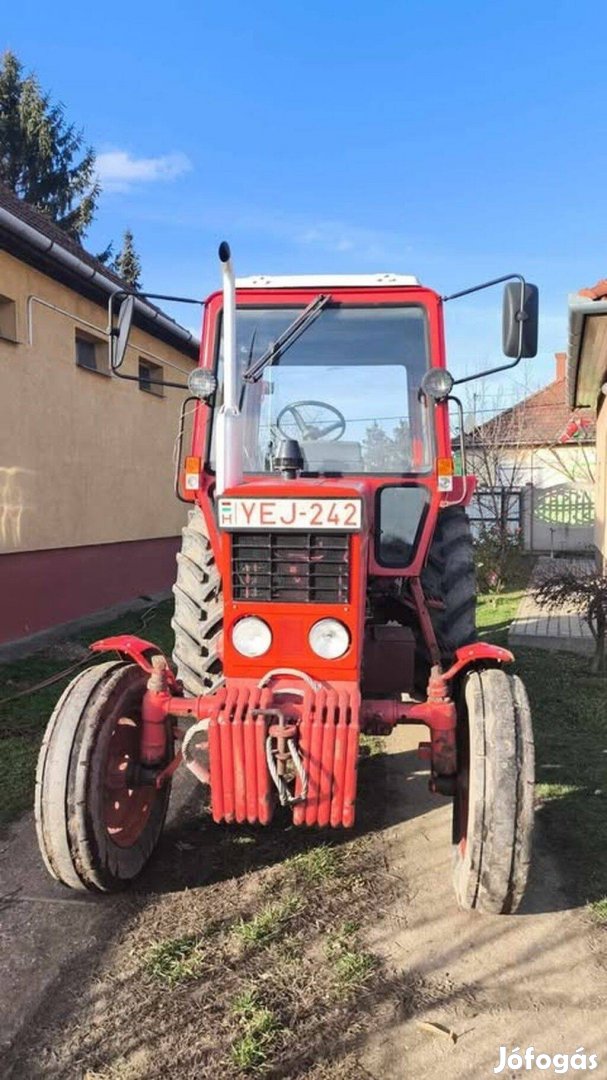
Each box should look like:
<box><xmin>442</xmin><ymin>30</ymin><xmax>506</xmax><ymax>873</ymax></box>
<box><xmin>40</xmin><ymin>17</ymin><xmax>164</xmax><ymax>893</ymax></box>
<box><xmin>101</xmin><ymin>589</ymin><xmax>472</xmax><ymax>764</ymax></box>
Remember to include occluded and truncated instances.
<box><xmin>300</xmin><ymin>441</ymin><xmax>363</xmax><ymax>472</ymax></box>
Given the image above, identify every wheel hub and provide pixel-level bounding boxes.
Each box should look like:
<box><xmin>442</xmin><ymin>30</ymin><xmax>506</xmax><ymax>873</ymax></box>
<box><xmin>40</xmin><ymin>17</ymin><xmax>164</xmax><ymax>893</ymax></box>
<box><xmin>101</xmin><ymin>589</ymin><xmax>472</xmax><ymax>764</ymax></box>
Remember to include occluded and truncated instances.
<box><xmin>103</xmin><ymin>716</ymin><xmax>156</xmax><ymax>848</ymax></box>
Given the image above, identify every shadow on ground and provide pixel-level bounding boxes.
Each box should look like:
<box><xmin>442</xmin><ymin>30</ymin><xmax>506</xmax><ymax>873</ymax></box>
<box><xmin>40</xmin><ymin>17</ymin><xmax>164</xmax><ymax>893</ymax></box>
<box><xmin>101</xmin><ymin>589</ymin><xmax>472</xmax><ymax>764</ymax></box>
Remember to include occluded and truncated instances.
<box><xmin>1</xmin><ymin>734</ymin><xmax>592</xmax><ymax>1079</ymax></box>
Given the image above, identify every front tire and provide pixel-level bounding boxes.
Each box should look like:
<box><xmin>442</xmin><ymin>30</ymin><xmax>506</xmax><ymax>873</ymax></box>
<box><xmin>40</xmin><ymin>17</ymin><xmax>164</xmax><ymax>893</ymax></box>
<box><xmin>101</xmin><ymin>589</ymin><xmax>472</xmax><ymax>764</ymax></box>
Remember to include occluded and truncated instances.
<box><xmin>452</xmin><ymin>667</ymin><xmax>535</xmax><ymax>913</ymax></box>
<box><xmin>35</xmin><ymin>662</ymin><xmax>171</xmax><ymax>892</ymax></box>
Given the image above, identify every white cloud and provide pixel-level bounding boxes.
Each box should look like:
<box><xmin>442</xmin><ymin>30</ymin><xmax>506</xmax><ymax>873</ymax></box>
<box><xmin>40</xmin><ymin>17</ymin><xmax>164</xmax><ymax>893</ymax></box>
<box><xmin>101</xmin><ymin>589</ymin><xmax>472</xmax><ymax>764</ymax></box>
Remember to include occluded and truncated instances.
<box><xmin>96</xmin><ymin>150</ymin><xmax>192</xmax><ymax>192</ymax></box>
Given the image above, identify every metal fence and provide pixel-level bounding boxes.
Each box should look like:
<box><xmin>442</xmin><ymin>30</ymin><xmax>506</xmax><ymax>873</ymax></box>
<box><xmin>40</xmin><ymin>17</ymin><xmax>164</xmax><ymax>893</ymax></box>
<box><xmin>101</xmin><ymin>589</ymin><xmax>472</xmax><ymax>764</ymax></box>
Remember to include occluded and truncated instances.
<box><xmin>467</xmin><ymin>484</ymin><xmax>595</xmax><ymax>553</ymax></box>
<box><xmin>467</xmin><ymin>486</ymin><xmax>523</xmax><ymax>539</ymax></box>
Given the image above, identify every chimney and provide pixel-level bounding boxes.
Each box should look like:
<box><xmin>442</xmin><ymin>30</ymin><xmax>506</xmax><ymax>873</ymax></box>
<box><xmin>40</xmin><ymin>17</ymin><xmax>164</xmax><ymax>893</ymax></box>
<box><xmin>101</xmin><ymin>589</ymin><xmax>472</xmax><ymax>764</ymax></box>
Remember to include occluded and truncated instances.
<box><xmin>555</xmin><ymin>352</ymin><xmax>567</xmax><ymax>381</ymax></box>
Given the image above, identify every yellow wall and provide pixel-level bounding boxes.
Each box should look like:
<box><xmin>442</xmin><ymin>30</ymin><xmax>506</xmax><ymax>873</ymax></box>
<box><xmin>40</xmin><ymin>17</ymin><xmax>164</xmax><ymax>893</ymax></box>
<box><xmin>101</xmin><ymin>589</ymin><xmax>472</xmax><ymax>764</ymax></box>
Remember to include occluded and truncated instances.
<box><xmin>0</xmin><ymin>249</ymin><xmax>197</xmax><ymax>554</ymax></box>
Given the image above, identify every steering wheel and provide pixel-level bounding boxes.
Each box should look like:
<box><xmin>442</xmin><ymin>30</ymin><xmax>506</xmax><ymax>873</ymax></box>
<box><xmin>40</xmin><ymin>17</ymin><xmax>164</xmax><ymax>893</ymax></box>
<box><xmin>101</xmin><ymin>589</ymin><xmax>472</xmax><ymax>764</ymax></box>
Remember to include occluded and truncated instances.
<box><xmin>276</xmin><ymin>400</ymin><xmax>346</xmax><ymax>442</ymax></box>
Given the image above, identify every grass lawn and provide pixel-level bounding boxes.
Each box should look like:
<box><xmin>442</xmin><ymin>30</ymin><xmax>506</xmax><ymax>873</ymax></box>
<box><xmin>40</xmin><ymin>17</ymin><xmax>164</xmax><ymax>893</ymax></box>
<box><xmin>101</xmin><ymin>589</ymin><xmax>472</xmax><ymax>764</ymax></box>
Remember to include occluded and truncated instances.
<box><xmin>0</xmin><ymin>600</ymin><xmax>174</xmax><ymax>826</ymax></box>
<box><xmin>477</xmin><ymin>576</ymin><xmax>607</xmax><ymax>921</ymax></box>
<box><xmin>1</xmin><ymin>568</ymin><xmax>606</xmax><ymax>923</ymax></box>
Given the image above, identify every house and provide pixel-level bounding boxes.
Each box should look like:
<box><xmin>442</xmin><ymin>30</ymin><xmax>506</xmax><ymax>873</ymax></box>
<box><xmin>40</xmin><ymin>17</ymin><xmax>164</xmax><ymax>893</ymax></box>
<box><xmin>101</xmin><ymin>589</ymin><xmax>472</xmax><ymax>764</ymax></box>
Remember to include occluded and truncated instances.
<box><xmin>464</xmin><ymin>353</ymin><xmax>596</xmax><ymax>553</ymax></box>
<box><xmin>568</xmin><ymin>277</ymin><xmax>607</xmax><ymax>568</ymax></box>
<box><xmin>0</xmin><ymin>184</ymin><xmax>199</xmax><ymax>647</ymax></box>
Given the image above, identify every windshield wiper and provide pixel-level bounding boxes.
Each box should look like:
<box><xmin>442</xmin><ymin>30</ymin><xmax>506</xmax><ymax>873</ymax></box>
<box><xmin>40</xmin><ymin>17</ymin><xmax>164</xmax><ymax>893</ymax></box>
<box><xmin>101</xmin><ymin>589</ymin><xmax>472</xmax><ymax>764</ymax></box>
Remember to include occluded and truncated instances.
<box><xmin>243</xmin><ymin>294</ymin><xmax>331</xmax><ymax>382</ymax></box>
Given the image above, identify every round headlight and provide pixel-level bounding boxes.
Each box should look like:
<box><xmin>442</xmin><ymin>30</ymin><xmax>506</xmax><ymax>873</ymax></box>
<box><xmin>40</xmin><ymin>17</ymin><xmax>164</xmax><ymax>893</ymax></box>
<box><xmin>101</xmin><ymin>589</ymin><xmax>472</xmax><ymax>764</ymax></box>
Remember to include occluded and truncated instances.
<box><xmin>188</xmin><ymin>368</ymin><xmax>217</xmax><ymax>401</ymax></box>
<box><xmin>308</xmin><ymin>619</ymin><xmax>350</xmax><ymax>660</ymax></box>
<box><xmin>232</xmin><ymin>616</ymin><xmax>272</xmax><ymax>658</ymax></box>
<box><xmin>421</xmin><ymin>368</ymin><xmax>454</xmax><ymax>401</ymax></box>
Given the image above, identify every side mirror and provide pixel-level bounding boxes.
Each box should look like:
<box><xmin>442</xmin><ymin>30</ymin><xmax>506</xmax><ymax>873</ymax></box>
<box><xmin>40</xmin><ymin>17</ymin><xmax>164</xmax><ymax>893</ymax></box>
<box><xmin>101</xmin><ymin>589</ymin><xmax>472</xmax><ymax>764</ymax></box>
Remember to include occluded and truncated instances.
<box><xmin>502</xmin><ymin>282</ymin><xmax>539</xmax><ymax>359</ymax></box>
<box><xmin>111</xmin><ymin>294</ymin><xmax>135</xmax><ymax>370</ymax></box>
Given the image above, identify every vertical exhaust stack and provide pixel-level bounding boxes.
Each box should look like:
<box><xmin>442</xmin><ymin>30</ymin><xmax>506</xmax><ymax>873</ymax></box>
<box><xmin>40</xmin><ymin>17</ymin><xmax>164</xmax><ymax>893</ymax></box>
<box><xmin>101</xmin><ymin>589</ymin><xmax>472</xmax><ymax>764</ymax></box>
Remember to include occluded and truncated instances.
<box><xmin>216</xmin><ymin>241</ymin><xmax>243</xmax><ymax>494</ymax></box>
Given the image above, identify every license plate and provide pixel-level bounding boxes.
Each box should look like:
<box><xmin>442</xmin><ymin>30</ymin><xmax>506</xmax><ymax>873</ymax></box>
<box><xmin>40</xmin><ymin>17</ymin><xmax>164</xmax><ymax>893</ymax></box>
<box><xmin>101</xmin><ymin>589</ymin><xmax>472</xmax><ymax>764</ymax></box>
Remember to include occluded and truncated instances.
<box><xmin>218</xmin><ymin>497</ymin><xmax>362</xmax><ymax>531</ymax></box>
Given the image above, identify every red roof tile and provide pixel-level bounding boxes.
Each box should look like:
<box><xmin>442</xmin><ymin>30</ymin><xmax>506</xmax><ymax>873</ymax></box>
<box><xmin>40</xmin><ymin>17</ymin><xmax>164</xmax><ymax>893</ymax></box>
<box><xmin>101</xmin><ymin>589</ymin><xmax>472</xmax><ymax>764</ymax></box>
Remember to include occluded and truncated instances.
<box><xmin>466</xmin><ymin>356</ymin><xmax>595</xmax><ymax>447</ymax></box>
<box><xmin>578</xmin><ymin>277</ymin><xmax>607</xmax><ymax>301</ymax></box>
<box><xmin>0</xmin><ymin>181</ymin><xmax>128</xmax><ymax>290</ymax></box>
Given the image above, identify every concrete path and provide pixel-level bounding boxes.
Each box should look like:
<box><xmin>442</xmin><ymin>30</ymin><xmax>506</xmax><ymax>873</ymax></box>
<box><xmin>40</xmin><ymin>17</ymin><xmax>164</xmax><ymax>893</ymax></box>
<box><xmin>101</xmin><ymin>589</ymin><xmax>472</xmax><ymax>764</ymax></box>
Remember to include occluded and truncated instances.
<box><xmin>360</xmin><ymin>726</ymin><xmax>607</xmax><ymax>1080</ymax></box>
<box><xmin>509</xmin><ymin>556</ymin><xmax>595</xmax><ymax>653</ymax></box>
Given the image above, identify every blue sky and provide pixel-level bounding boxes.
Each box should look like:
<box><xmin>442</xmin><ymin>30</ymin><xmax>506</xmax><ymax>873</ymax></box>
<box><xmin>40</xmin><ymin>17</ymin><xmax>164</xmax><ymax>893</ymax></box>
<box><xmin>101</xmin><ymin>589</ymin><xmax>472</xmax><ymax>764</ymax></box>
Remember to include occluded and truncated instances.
<box><xmin>4</xmin><ymin>0</ymin><xmax>607</xmax><ymax>407</ymax></box>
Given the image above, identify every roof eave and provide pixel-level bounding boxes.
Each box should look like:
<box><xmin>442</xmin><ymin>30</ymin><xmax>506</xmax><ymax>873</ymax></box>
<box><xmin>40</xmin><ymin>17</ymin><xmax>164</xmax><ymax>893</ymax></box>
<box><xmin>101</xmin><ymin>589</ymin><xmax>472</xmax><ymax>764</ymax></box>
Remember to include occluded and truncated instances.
<box><xmin>567</xmin><ymin>293</ymin><xmax>607</xmax><ymax>408</ymax></box>
<box><xmin>0</xmin><ymin>203</ymin><xmax>199</xmax><ymax>359</ymax></box>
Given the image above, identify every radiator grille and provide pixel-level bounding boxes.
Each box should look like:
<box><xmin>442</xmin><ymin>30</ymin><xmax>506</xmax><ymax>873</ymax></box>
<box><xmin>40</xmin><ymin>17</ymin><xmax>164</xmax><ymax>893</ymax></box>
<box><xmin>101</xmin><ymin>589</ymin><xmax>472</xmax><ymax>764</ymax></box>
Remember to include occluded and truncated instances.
<box><xmin>231</xmin><ymin>532</ymin><xmax>350</xmax><ymax>603</ymax></box>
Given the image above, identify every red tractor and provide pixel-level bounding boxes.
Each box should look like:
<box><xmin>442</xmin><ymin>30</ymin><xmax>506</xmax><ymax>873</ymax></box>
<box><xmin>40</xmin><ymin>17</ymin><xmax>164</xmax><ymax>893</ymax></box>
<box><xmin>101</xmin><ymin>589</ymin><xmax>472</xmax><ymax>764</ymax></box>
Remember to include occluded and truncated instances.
<box><xmin>35</xmin><ymin>246</ymin><xmax>537</xmax><ymax>912</ymax></box>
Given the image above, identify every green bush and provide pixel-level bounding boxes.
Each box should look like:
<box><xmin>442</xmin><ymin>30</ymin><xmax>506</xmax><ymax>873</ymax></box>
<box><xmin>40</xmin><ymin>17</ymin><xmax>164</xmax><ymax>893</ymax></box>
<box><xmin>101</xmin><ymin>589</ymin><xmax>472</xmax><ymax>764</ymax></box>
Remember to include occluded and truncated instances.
<box><xmin>474</xmin><ymin>523</ymin><xmax>523</xmax><ymax>595</ymax></box>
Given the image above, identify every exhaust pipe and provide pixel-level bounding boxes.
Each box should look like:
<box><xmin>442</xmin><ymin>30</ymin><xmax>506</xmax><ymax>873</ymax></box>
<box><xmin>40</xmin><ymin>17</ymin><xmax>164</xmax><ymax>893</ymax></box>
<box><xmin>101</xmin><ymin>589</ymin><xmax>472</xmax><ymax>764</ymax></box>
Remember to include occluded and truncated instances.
<box><xmin>216</xmin><ymin>241</ymin><xmax>243</xmax><ymax>493</ymax></box>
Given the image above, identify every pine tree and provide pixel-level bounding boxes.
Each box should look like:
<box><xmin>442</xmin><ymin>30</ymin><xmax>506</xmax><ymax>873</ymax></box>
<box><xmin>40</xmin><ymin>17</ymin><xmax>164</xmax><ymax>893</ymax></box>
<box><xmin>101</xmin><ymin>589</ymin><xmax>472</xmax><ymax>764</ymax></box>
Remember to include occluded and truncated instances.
<box><xmin>362</xmin><ymin>421</ymin><xmax>397</xmax><ymax>471</ymax></box>
<box><xmin>112</xmin><ymin>229</ymin><xmax>142</xmax><ymax>290</ymax></box>
<box><xmin>391</xmin><ymin>418</ymin><xmax>412</xmax><ymax>466</ymax></box>
<box><xmin>0</xmin><ymin>51</ymin><xmax>99</xmax><ymax>240</ymax></box>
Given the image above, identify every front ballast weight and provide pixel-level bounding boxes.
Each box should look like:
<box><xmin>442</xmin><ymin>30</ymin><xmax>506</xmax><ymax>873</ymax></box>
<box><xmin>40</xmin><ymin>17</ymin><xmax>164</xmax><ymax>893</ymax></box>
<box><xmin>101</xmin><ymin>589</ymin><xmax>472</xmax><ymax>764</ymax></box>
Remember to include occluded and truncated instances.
<box><xmin>35</xmin><ymin>634</ymin><xmax>533</xmax><ymax>911</ymax></box>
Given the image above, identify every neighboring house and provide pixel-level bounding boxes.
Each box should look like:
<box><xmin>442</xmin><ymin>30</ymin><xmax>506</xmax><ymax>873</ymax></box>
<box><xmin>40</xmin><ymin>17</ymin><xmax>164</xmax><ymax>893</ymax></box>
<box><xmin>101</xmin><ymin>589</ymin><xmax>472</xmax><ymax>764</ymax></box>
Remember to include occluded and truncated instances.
<box><xmin>464</xmin><ymin>353</ymin><xmax>596</xmax><ymax>553</ymax></box>
<box><xmin>568</xmin><ymin>277</ymin><xmax>607</xmax><ymax>568</ymax></box>
<box><xmin>0</xmin><ymin>184</ymin><xmax>199</xmax><ymax>646</ymax></box>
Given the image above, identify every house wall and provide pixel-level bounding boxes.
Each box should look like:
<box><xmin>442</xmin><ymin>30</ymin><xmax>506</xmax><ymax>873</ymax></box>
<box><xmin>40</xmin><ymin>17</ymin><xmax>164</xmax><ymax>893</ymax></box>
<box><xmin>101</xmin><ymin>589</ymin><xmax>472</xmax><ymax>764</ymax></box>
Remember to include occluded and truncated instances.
<box><xmin>467</xmin><ymin>444</ymin><xmax>596</xmax><ymax>489</ymax></box>
<box><xmin>595</xmin><ymin>398</ymin><xmax>607</xmax><ymax>568</ymax></box>
<box><xmin>0</xmin><ymin>249</ymin><xmax>198</xmax><ymax>643</ymax></box>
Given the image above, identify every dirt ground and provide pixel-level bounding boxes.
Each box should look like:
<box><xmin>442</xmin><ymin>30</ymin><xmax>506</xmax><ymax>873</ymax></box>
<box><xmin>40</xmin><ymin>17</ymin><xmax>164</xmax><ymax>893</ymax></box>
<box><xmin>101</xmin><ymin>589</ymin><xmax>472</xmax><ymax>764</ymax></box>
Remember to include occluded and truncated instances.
<box><xmin>1</xmin><ymin>725</ymin><xmax>606</xmax><ymax>1079</ymax></box>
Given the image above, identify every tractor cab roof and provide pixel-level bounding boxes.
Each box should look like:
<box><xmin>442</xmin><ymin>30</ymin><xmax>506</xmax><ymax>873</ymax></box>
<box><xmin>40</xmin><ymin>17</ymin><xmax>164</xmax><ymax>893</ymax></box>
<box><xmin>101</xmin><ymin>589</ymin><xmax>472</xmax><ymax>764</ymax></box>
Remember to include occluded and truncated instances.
<box><xmin>235</xmin><ymin>273</ymin><xmax>420</xmax><ymax>289</ymax></box>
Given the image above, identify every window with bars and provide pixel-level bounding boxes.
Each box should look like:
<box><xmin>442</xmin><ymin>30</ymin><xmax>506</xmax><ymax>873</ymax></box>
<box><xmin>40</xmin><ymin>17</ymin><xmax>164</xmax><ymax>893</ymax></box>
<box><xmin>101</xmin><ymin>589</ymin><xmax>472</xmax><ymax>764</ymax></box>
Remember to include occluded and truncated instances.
<box><xmin>75</xmin><ymin>329</ymin><xmax>109</xmax><ymax>374</ymax></box>
<box><xmin>138</xmin><ymin>358</ymin><xmax>164</xmax><ymax>396</ymax></box>
<box><xmin>0</xmin><ymin>294</ymin><xmax>18</xmax><ymax>342</ymax></box>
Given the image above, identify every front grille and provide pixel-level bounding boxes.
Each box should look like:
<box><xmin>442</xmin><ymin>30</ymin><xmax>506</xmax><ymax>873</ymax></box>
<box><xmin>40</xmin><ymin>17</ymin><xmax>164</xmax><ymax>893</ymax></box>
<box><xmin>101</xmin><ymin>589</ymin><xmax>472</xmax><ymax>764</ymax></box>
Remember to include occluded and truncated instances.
<box><xmin>231</xmin><ymin>532</ymin><xmax>350</xmax><ymax>603</ymax></box>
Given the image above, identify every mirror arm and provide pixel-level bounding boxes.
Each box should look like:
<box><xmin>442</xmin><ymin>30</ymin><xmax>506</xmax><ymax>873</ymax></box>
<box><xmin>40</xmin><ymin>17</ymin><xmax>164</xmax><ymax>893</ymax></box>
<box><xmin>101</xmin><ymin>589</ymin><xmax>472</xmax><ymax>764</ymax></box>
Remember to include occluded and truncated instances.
<box><xmin>452</xmin><ymin>354</ymin><xmax>524</xmax><ymax>387</ymax></box>
<box><xmin>109</xmin><ymin>289</ymin><xmax>204</xmax><ymax>312</ymax></box>
<box><xmin>444</xmin><ymin>272</ymin><xmax>528</xmax><ymax>386</ymax></box>
<box><xmin>442</xmin><ymin>272</ymin><xmax>525</xmax><ymax>303</ymax></box>
<box><xmin>110</xmin><ymin>368</ymin><xmax>190</xmax><ymax>391</ymax></box>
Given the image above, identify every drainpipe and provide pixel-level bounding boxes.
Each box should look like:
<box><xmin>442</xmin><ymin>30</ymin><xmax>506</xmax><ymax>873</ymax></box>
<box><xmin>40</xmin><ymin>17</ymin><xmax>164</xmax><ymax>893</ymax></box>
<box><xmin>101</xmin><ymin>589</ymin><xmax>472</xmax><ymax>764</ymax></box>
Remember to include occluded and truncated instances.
<box><xmin>215</xmin><ymin>242</ymin><xmax>243</xmax><ymax>494</ymax></box>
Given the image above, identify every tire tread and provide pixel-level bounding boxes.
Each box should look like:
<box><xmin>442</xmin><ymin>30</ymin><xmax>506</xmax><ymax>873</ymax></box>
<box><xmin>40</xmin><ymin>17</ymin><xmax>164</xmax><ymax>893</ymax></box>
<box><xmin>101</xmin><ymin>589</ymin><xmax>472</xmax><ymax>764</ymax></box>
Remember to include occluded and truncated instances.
<box><xmin>171</xmin><ymin>506</ymin><xmax>224</xmax><ymax>695</ymax></box>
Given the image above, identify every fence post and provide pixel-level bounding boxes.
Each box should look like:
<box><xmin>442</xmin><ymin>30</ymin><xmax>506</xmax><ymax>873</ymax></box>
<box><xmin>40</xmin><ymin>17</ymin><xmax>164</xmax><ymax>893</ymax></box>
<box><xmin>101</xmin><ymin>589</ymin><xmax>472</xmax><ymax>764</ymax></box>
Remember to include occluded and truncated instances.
<box><xmin>522</xmin><ymin>484</ymin><xmax>533</xmax><ymax>551</ymax></box>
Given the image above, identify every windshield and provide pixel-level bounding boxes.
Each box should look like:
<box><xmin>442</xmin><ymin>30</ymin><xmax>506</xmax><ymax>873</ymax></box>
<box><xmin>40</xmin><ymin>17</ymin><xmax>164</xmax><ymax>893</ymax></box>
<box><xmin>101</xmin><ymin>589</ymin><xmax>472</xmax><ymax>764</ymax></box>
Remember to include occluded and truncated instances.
<box><xmin>210</xmin><ymin>304</ymin><xmax>432</xmax><ymax>475</ymax></box>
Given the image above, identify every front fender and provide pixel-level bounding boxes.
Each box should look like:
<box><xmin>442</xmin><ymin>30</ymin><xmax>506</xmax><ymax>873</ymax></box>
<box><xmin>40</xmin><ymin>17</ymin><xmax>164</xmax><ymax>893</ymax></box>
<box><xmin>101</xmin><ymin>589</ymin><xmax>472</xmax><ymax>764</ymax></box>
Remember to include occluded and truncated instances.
<box><xmin>443</xmin><ymin>642</ymin><xmax>514</xmax><ymax>683</ymax></box>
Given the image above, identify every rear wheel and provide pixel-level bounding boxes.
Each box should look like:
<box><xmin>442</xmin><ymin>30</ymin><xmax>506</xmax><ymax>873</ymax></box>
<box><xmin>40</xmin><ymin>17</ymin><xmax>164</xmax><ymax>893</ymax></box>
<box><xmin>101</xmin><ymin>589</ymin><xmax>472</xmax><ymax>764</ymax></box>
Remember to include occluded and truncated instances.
<box><xmin>452</xmin><ymin>667</ymin><xmax>535</xmax><ymax>913</ymax></box>
<box><xmin>35</xmin><ymin>662</ymin><xmax>171</xmax><ymax>892</ymax></box>
<box><xmin>171</xmin><ymin>505</ymin><xmax>224</xmax><ymax>696</ymax></box>
<box><xmin>422</xmin><ymin>505</ymin><xmax>477</xmax><ymax>662</ymax></box>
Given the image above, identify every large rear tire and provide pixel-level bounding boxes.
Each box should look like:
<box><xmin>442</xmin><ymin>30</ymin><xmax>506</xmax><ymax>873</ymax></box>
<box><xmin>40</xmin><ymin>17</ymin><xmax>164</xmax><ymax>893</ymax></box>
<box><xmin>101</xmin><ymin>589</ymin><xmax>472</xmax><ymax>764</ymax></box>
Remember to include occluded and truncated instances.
<box><xmin>452</xmin><ymin>667</ymin><xmax>535</xmax><ymax>913</ymax></box>
<box><xmin>35</xmin><ymin>662</ymin><xmax>171</xmax><ymax>892</ymax></box>
<box><xmin>171</xmin><ymin>506</ymin><xmax>224</xmax><ymax>696</ymax></box>
<box><xmin>422</xmin><ymin>505</ymin><xmax>477</xmax><ymax>662</ymax></box>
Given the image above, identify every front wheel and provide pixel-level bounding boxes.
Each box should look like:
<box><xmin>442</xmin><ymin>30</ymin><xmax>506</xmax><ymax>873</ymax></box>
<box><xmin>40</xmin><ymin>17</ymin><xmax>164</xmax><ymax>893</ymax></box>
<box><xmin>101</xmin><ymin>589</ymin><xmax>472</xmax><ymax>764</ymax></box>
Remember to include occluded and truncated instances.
<box><xmin>452</xmin><ymin>667</ymin><xmax>534</xmax><ymax>913</ymax></box>
<box><xmin>35</xmin><ymin>661</ymin><xmax>171</xmax><ymax>892</ymax></box>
